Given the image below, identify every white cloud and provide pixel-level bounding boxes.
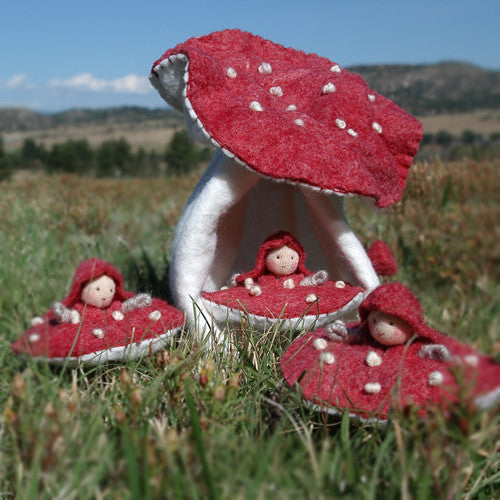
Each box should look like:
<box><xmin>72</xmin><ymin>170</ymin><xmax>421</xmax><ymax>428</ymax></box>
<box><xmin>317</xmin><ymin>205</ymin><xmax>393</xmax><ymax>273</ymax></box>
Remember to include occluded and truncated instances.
<box><xmin>0</xmin><ymin>74</ymin><xmax>31</xmax><ymax>89</ymax></box>
<box><xmin>49</xmin><ymin>73</ymin><xmax>151</xmax><ymax>94</ymax></box>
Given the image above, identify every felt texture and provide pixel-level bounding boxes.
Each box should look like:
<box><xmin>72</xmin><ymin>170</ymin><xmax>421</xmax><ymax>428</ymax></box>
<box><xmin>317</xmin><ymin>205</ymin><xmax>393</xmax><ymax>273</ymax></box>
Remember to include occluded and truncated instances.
<box><xmin>166</xmin><ymin>152</ymin><xmax>380</xmax><ymax>336</ymax></box>
<box><xmin>151</xmin><ymin>29</ymin><xmax>423</xmax><ymax>208</ymax></box>
<box><xmin>367</xmin><ymin>240</ymin><xmax>398</xmax><ymax>276</ymax></box>
<box><xmin>202</xmin><ymin>230</ymin><xmax>364</xmax><ymax>330</ymax></box>
<box><xmin>12</xmin><ymin>259</ymin><xmax>184</xmax><ymax>365</ymax></box>
<box><xmin>280</xmin><ymin>283</ymin><xmax>500</xmax><ymax>421</ymax></box>
<box><xmin>236</xmin><ymin>231</ymin><xmax>312</xmax><ymax>284</ymax></box>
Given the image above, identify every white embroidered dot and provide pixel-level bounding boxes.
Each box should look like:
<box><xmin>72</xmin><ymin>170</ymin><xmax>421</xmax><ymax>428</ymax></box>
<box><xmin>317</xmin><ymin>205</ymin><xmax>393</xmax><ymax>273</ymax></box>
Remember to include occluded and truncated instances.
<box><xmin>149</xmin><ymin>310</ymin><xmax>161</xmax><ymax>321</ymax></box>
<box><xmin>364</xmin><ymin>382</ymin><xmax>381</xmax><ymax>394</ymax></box>
<box><xmin>335</xmin><ymin>119</ymin><xmax>346</xmax><ymax>129</ymax></box>
<box><xmin>226</xmin><ymin>67</ymin><xmax>237</xmax><ymax>78</ymax></box>
<box><xmin>270</xmin><ymin>86</ymin><xmax>283</xmax><ymax>97</ymax></box>
<box><xmin>322</xmin><ymin>82</ymin><xmax>336</xmax><ymax>94</ymax></box>
<box><xmin>28</xmin><ymin>333</ymin><xmax>40</xmax><ymax>343</ymax></box>
<box><xmin>428</xmin><ymin>371</ymin><xmax>444</xmax><ymax>386</ymax></box>
<box><xmin>294</xmin><ymin>119</ymin><xmax>304</xmax><ymax>126</ymax></box>
<box><xmin>30</xmin><ymin>316</ymin><xmax>44</xmax><ymax>327</ymax></box>
<box><xmin>244</xmin><ymin>278</ymin><xmax>254</xmax><ymax>290</ymax></box>
<box><xmin>347</xmin><ymin>128</ymin><xmax>358</xmax><ymax>137</ymax></box>
<box><xmin>368</xmin><ymin>94</ymin><xmax>376</xmax><ymax>102</ymax></box>
<box><xmin>286</xmin><ymin>104</ymin><xmax>297</xmax><ymax>111</ymax></box>
<box><xmin>93</xmin><ymin>328</ymin><xmax>104</xmax><ymax>339</ymax></box>
<box><xmin>250</xmin><ymin>286</ymin><xmax>262</xmax><ymax>297</ymax></box>
<box><xmin>366</xmin><ymin>351</ymin><xmax>382</xmax><ymax>367</ymax></box>
<box><xmin>112</xmin><ymin>310</ymin><xmax>124</xmax><ymax>321</ymax></box>
<box><xmin>319</xmin><ymin>352</ymin><xmax>335</xmax><ymax>364</ymax></box>
<box><xmin>464</xmin><ymin>354</ymin><xmax>479</xmax><ymax>367</ymax></box>
<box><xmin>258</xmin><ymin>62</ymin><xmax>272</xmax><ymax>74</ymax></box>
<box><xmin>372</xmin><ymin>122</ymin><xmax>383</xmax><ymax>134</ymax></box>
<box><xmin>70</xmin><ymin>310</ymin><xmax>80</xmax><ymax>324</ymax></box>
<box><xmin>305</xmin><ymin>293</ymin><xmax>318</xmax><ymax>303</ymax></box>
<box><xmin>330</xmin><ymin>64</ymin><xmax>341</xmax><ymax>73</ymax></box>
<box><xmin>250</xmin><ymin>101</ymin><xmax>263</xmax><ymax>112</ymax></box>
<box><xmin>335</xmin><ymin>280</ymin><xmax>346</xmax><ymax>289</ymax></box>
<box><xmin>313</xmin><ymin>338</ymin><xmax>328</xmax><ymax>350</ymax></box>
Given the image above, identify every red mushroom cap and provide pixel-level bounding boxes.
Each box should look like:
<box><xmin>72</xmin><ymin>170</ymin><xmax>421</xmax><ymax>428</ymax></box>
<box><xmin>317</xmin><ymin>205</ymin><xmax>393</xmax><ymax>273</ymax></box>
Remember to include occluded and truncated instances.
<box><xmin>151</xmin><ymin>29</ymin><xmax>423</xmax><ymax>208</ymax></box>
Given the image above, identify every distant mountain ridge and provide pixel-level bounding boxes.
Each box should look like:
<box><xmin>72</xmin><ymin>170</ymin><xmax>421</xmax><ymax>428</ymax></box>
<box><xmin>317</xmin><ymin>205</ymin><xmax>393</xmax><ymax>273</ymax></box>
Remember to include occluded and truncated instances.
<box><xmin>1</xmin><ymin>62</ymin><xmax>498</xmax><ymax>134</ymax></box>
<box><xmin>350</xmin><ymin>61</ymin><xmax>499</xmax><ymax>115</ymax></box>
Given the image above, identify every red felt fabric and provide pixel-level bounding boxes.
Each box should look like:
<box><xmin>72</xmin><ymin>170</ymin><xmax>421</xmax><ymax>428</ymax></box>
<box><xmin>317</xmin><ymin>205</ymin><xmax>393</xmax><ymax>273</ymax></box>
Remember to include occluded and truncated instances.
<box><xmin>367</xmin><ymin>240</ymin><xmax>398</xmax><ymax>276</ymax></box>
<box><xmin>280</xmin><ymin>283</ymin><xmax>500</xmax><ymax>420</ymax></box>
<box><xmin>203</xmin><ymin>279</ymin><xmax>363</xmax><ymax>320</ymax></box>
<box><xmin>236</xmin><ymin>231</ymin><xmax>312</xmax><ymax>284</ymax></box>
<box><xmin>62</xmin><ymin>258</ymin><xmax>133</xmax><ymax>307</ymax></box>
<box><xmin>11</xmin><ymin>258</ymin><xmax>184</xmax><ymax>361</ymax></box>
<box><xmin>151</xmin><ymin>29</ymin><xmax>423</xmax><ymax>208</ymax></box>
<box><xmin>12</xmin><ymin>298</ymin><xmax>184</xmax><ymax>359</ymax></box>
<box><xmin>280</xmin><ymin>328</ymin><xmax>500</xmax><ymax>420</ymax></box>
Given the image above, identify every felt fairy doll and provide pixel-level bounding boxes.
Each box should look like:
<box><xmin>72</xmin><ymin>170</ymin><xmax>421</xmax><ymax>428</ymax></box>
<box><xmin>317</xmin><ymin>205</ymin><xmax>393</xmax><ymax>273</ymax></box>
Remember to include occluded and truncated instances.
<box><xmin>12</xmin><ymin>258</ymin><xmax>184</xmax><ymax>365</ymax></box>
<box><xmin>281</xmin><ymin>282</ymin><xmax>500</xmax><ymax>422</ymax></box>
<box><xmin>233</xmin><ymin>231</ymin><xmax>329</xmax><ymax>296</ymax></box>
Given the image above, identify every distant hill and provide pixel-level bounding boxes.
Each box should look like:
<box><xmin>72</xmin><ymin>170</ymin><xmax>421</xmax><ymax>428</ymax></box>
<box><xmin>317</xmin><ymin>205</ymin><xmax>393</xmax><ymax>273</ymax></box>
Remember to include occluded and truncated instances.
<box><xmin>0</xmin><ymin>62</ymin><xmax>498</xmax><ymax>134</ymax></box>
<box><xmin>0</xmin><ymin>106</ymin><xmax>183</xmax><ymax>134</ymax></box>
<box><xmin>350</xmin><ymin>61</ymin><xmax>500</xmax><ymax>114</ymax></box>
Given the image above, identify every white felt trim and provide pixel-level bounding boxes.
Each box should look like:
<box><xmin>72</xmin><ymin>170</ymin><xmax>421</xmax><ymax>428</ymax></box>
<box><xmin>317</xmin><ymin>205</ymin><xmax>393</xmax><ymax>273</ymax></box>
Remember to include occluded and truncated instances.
<box><xmin>27</xmin><ymin>328</ymin><xmax>181</xmax><ymax>367</ymax></box>
<box><xmin>202</xmin><ymin>291</ymin><xmax>363</xmax><ymax>332</ymax></box>
<box><xmin>308</xmin><ymin>401</ymin><xmax>389</xmax><ymax>426</ymax></box>
<box><xmin>474</xmin><ymin>387</ymin><xmax>500</xmax><ymax>410</ymax></box>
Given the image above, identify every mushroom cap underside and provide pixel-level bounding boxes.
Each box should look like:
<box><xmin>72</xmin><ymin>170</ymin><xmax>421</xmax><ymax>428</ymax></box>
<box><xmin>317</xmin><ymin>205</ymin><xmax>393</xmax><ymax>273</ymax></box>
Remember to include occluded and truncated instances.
<box><xmin>151</xmin><ymin>29</ymin><xmax>423</xmax><ymax>208</ymax></box>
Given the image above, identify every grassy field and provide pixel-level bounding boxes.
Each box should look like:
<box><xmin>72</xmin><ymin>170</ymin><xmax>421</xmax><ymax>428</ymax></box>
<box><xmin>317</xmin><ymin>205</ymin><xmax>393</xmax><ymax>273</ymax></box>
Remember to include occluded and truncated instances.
<box><xmin>0</xmin><ymin>158</ymin><xmax>499</xmax><ymax>498</ymax></box>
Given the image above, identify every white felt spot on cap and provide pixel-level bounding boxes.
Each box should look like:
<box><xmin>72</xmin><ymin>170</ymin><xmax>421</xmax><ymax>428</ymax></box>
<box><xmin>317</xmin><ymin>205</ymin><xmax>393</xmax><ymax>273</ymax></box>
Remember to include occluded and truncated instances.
<box><xmin>428</xmin><ymin>371</ymin><xmax>444</xmax><ymax>386</ymax></box>
<box><xmin>270</xmin><ymin>86</ymin><xmax>283</xmax><ymax>97</ymax></box>
<box><xmin>372</xmin><ymin>122</ymin><xmax>383</xmax><ymax>134</ymax></box>
<box><xmin>347</xmin><ymin>129</ymin><xmax>358</xmax><ymax>137</ymax></box>
<box><xmin>294</xmin><ymin>119</ymin><xmax>304</xmax><ymax>126</ymax></box>
<box><xmin>93</xmin><ymin>328</ymin><xmax>104</xmax><ymax>339</ymax></box>
<box><xmin>313</xmin><ymin>338</ymin><xmax>328</xmax><ymax>350</ymax></box>
<box><xmin>368</xmin><ymin>94</ymin><xmax>376</xmax><ymax>102</ymax></box>
<box><xmin>250</xmin><ymin>101</ymin><xmax>263</xmax><ymax>112</ymax></box>
<box><xmin>149</xmin><ymin>310</ymin><xmax>162</xmax><ymax>321</ymax></box>
<box><xmin>322</xmin><ymin>82</ymin><xmax>336</xmax><ymax>94</ymax></box>
<box><xmin>305</xmin><ymin>293</ymin><xmax>318</xmax><ymax>303</ymax></box>
<box><xmin>30</xmin><ymin>316</ymin><xmax>44</xmax><ymax>327</ymax></box>
<box><xmin>258</xmin><ymin>62</ymin><xmax>272</xmax><ymax>74</ymax></box>
<box><xmin>226</xmin><ymin>67</ymin><xmax>237</xmax><ymax>78</ymax></box>
<box><xmin>286</xmin><ymin>104</ymin><xmax>297</xmax><ymax>111</ymax></box>
<box><xmin>28</xmin><ymin>333</ymin><xmax>40</xmax><ymax>343</ymax></box>
<box><xmin>330</xmin><ymin>64</ymin><xmax>341</xmax><ymax>73</ymax></box>
<box><xmin>366</xmin><ymin>351</ymin><xmax>382</xmax><ymax>367</ymax></box>
<box><xmin>250</xmin><ymin>285</ymin><xmax>262</xmax><ymax>296</ymax></box>
<box><xmin>335</xmin><ymin>280</ymin><xmax>346</xmax><ymax>289</ymax></box>
<box><xmin>319</xmin><ymin>352</ymin><xmax>335</xmax><ymax>364</ymax></box>
<box><xmin>112</xmin><ymin>310</ymin><xmax>124</xmax><ymax>321</ymax></box>
<box><xmin>464</xmin><ymin>354</ymin><xmax>479</xmax><ymax>367</ymax></box>
<box><xmin>364</xmin><ymin>382</ymin><xmax>381</xmax><ymax>394</ymax></box>
<box><xmin>335</xmin><ymin>119</ymin><xmax>346</xmax><ymax>129</ymax></box>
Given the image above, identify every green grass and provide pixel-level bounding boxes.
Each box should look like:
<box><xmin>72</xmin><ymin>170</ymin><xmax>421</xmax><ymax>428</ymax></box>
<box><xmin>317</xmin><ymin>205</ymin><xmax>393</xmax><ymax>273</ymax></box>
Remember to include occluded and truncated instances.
<box><xmin>1</xmin><ymin>160</ymin><xmax>499</xmax><ymax>499</ymax></box>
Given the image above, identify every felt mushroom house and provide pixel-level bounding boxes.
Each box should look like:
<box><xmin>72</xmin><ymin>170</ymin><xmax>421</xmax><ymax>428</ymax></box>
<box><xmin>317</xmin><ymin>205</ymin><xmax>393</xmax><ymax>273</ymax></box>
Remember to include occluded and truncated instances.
<box><xmin>12</xmin><ymin>258</ymin><xmax>185</xmax><ymax>366</ymax></box>
<box><xmin>280</xmin><ymin>283</ymin><xmax>500</xmax><ymax>423</ymax></box>
<box><xmin>150</xmin><ymin>29</ymin><xmax>423</xmax><ymax>337</ymax></box>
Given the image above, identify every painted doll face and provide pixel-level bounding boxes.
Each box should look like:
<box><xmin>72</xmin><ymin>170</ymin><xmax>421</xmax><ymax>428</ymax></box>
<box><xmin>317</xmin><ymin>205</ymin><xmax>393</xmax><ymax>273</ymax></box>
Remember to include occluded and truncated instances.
<box><xmin>81</xmin><ymin>275</ymin><xmax>116</xmax><ymax>308</ymax></box>
<box><xmin>265</xmin><ymin>245</ymin><xmax>300</xmax><ymax>277</ymax></box>
<box><xmin>368</xmin><ymin>310</ymin><xmax>413</xmax><ymax>346</ymax></box>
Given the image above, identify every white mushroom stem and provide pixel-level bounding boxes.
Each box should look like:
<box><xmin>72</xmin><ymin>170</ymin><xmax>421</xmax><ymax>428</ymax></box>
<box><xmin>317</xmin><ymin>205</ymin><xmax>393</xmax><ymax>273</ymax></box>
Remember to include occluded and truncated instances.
<box><xmin>300</xmin><ymin>188</ymin><xmax>380</xmax><ymax>292</ymax></box>
<box><xmin>169</xmin><ymin>150</ymin><xmax>259</xmax><ymax>339</ymax></box>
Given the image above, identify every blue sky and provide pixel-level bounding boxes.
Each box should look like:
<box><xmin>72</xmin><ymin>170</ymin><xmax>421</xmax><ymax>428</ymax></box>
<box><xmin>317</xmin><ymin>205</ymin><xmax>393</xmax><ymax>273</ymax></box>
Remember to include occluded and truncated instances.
<box><xmin>1</xmin><ymin>0</ymin><xmax>499</xmax><ymax>111</ymax></box>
